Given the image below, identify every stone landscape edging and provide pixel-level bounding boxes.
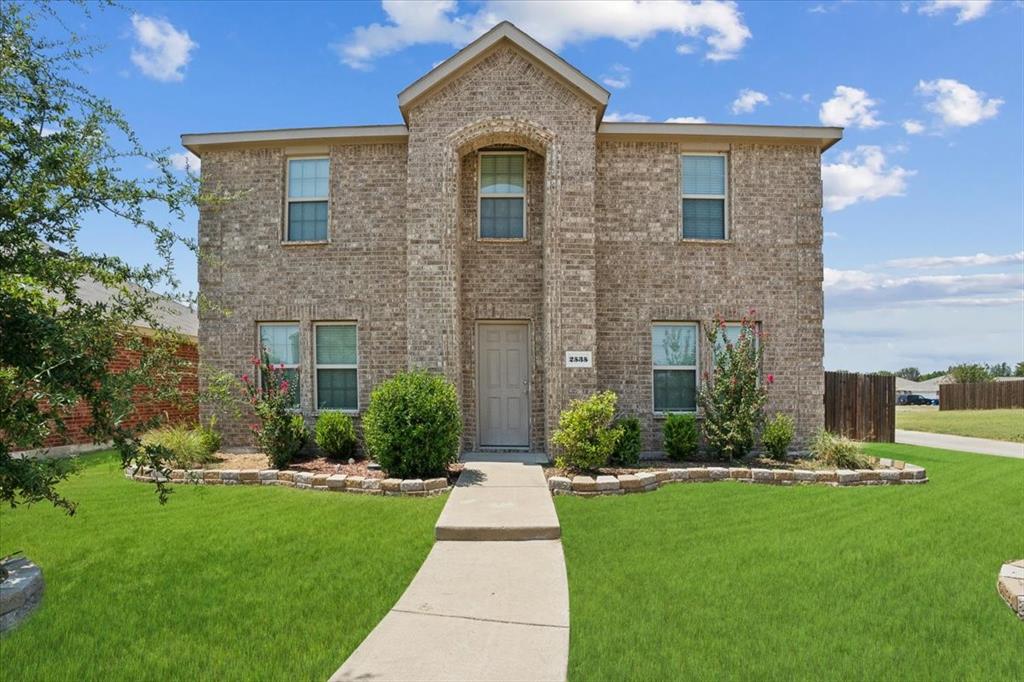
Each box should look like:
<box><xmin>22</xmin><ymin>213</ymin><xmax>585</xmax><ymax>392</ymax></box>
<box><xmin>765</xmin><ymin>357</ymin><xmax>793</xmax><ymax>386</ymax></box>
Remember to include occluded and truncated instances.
<box><xmin>124</xmin><ymin>467</ymin><xmax>451</xmax><ymax>497</ymax></box>
<box><xmin>549</xmin><ymin>457</ymin><xmax>928</xmax><ymax>497</ymax></box>
<box><xmin>0</xmin><ymin>556</ymin><xmax>44</xmax><ymax>633</ymax></box>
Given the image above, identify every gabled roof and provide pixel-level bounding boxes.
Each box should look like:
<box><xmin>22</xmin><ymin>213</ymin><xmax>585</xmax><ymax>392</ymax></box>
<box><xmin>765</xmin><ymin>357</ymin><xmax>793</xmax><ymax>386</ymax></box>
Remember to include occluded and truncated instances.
<box><xmin>397</xmin><ymin>21</ymin><xmax>610</xmax><ymax>124</ymax></box>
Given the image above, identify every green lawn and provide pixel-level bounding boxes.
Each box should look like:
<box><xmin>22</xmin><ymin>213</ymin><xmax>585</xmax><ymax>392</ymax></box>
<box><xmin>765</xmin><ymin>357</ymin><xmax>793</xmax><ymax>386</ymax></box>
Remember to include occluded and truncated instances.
<box><xmin>896</xmin><ymin>407</ymin><xmax>1024</xmax><ymax>442</ymax></box>
<box><xmin>556</xmin><ymin>444</ymin><xmax>1024</xmax><ymax>681</ymax></box>
<box><xmin>0</xmin><ymin>450</ymin><xmax>445</xmax><ymax>682</ymax></box>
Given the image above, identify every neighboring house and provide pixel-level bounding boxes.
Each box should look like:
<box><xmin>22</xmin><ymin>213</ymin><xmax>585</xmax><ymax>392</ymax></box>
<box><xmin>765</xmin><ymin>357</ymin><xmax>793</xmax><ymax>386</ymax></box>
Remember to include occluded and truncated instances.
<box><xmin>18</xmin><ymin>278</ymin><xmax>199</xmax><ymax>457</ymax></box>
<box><xmin>184</xmin><ymin>22</ymin><xmax>841</xmax><ymax>452</ymax></box>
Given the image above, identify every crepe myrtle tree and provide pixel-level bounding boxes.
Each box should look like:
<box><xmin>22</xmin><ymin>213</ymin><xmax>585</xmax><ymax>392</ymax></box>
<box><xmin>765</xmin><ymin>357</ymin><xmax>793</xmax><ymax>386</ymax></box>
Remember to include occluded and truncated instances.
<box><xmin>698</xmin><ymin>312</ymin><xmax>772</xmax><ymax>460</ymax></box>
<box><xmin>0</xmin><ymin>2</ymin><xmax>208</xmax><ymax>513</ymax></box>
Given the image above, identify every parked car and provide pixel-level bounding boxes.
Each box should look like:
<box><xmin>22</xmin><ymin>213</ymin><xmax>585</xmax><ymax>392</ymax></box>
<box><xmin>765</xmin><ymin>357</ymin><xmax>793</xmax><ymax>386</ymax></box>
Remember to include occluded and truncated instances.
<box><xmin>902</xmin><ymin>394</ymin><xmax>933</xmax><ymax>406</ymax></box>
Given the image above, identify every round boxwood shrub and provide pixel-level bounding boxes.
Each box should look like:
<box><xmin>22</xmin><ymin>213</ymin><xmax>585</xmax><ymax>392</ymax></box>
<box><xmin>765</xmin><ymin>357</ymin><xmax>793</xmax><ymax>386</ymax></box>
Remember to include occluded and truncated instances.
<box><xmin>552</xmin><ymin>391</ymin><xmax>623</xmax><ymax>472</ymax></box>
<box><xmin>362</xmin><ymin>371</ymin><xmax>462</xmax><ymax>479</ymax></box>
<box><xmin>315</xmin><ymin>411</ymin><xmax>357</xmax><ymax>459</ymax></box>
<box><xmin>663</xmin><ymin>413</ymin><xmax>699</xmax><ymax>461</ymax></box>
<box><xmin>610</xmin><ymin>416</ymin><xmax>642</xmax><ymax>466</ymax></box>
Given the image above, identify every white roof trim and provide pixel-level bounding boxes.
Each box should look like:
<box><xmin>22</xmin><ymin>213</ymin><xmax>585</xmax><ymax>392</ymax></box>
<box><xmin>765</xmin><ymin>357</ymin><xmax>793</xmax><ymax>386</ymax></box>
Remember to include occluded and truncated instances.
<box><xmin>181</xmin><ymin>125</ymin><xmax>408</xmax><ymax>153</ymax></box>
<box><xmin>398</xmin><ymin>21</ymin><xmax>609</xmax><ymax>119</ymax></box>
<box><xmin>598</xmin><ymin>122</ymin><xmax>844</xmax><ymax>150</ymax></box>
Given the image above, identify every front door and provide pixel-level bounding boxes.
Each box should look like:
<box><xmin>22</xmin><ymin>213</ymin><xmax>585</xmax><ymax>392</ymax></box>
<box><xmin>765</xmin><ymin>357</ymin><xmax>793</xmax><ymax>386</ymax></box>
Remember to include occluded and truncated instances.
<box><xmin>478</xmin><ymin>322</ymin><xmax>530</xmax><ymax>447</ymax></box>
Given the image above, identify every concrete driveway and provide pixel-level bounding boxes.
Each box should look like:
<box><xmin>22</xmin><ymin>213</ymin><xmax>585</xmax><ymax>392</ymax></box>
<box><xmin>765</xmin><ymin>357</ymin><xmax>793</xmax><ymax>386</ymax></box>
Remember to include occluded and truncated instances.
<box><xmin>896</xmin><ymin>429</ymin><xmax>1024</xmax><ymax>459</ymax></box>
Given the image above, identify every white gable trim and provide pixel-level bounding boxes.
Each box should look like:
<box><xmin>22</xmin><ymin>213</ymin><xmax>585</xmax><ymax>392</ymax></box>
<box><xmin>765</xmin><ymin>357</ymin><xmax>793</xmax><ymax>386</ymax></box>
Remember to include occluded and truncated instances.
<box><xmin>397</xmin><ymin>22</ymin><xmax>610</xmax><ymax>122</ymax></box>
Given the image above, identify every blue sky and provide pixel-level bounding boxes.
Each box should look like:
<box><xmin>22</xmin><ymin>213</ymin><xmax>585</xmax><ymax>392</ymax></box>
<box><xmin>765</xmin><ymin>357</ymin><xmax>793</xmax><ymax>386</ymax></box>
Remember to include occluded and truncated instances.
<box><xmin>52</xmin><ymin>0</ymin><xmax>1023</xmax><ymax>372</ymax></box>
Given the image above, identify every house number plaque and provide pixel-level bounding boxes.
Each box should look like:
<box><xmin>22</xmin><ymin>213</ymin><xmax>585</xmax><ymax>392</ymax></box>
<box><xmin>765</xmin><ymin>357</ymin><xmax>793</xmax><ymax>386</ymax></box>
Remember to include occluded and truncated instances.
<box><xmin>565</xmin><ymin>351</ymin><xmax>593</xmax><ymax>368</ymax></box>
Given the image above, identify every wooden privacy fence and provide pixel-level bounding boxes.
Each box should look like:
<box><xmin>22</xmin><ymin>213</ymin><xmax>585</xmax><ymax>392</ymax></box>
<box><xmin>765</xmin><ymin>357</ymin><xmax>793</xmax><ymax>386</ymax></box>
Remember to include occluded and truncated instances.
<box><xmin>940</xmin><ymin>380</ymin><xmax>1024</xmax><ymax>411</ymax></box>
<box><xmin>824</xmin><ymin>371</ymin><xmax>895</xmax><ymax>442</ymax></box>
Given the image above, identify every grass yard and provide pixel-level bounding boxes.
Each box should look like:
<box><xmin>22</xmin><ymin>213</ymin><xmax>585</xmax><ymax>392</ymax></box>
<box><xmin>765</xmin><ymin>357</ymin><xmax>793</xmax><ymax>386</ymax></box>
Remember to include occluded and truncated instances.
<box><xmin>556</xmin><ymin>444</ymin><xmax>1024</xmax><ymax>681</ymax></box>
<box><xmin>896</xmin><ymin>406</ymin><xmax>1024</xmax><ymax>443</ymax></box>
<box><xmin>0</xmin><ymin>450</ymin><xmax>445</xmax><ymax>682</ymax></box>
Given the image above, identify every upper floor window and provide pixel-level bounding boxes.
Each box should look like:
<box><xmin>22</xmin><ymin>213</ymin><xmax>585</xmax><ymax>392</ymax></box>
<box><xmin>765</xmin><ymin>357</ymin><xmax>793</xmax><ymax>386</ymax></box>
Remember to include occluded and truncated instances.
<box><xmin>652</xmin><ymin>322</ymin><xmax>699</xmax><ymax>413</ymax></box>
<box><xmin>286</xmin><ymin>158</ymin><xmax>329</xmax><ymax>242</ymax></box>
<box><xmin>479</xmin><ymin>152</ymin><xmax>525</xmax><ymax>239</ymax></box>
<box><xmin>258</xmin><ymin>322</ymin><xmax>300</xmax><ymax>407</ymax></box>
<box><xmin>314</xmin><ymin>323</ymin><xmax>358</xmax><ymax>411</ymax></box>
<box><xmin>681</xmin><ymin>154</ymin><xmax>728</xmax><ymax>240</ymax></box>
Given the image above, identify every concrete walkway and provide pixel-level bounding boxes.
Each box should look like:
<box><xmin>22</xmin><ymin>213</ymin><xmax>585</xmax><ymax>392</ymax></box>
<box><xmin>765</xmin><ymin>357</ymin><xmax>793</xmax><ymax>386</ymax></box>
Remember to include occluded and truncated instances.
<box><xmin>896</xmin><ymin>429</ymin><xmax>1024</xmax><ymax>459</ymax></box>
<box><xmin>331</xmin><ymin>456</ymin><xmax>569</xmax><ymax>681</ymax></box>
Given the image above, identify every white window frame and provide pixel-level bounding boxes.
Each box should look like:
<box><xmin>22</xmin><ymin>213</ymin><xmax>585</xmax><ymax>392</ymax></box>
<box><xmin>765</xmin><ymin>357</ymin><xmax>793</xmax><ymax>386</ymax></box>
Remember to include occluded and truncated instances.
<box><xmin>478</xmin><ymin>150</ymin><xmax>527</xmax><ymax>241</ymax></box>
<box><xmin>284</xmin><ymin>156</ymin><xmax>330</xmax><ymax>243</ymax></box>
<box><xmin>651</xmin><ymin>321</ymin><xmax>700</xmax><ymax>415</ymax></box>
<box><xmin>313</xmin><ymin>321</ymin><xmax>359</xmax><ymax>414</ymax></box>
<box><xmin>257</xmin><ymin>322</ymin><xmax>301</xmax><ymax>408</ymax></box>
<box><xmin>680</xmin><ymin>152</ymin><xmax>729</xmax><ymax>241</ymax></box>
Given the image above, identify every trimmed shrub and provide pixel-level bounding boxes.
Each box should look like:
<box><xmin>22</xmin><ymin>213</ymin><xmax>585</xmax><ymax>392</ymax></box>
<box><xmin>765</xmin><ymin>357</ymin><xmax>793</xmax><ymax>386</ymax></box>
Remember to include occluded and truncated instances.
<box><xmin>315</xmin><ymin>411</ymin><xmax>357</xmax><ymax>459</ymax></box>
<box><xmin>761</xmin><ymin>412</ymin><xmax>794</xmax><ymax>460</ymax></box>
<box><xmin>809</xmin><ymin>429</ymin><xmax>867</xmax><ymax>469</ymax></box>
<box><xmin>362</xmin><ymin>371</ymin><xmax>461</xmax><ymax>479</ymax></box>
<box><xmin>552</xmin><ymin>391</ymin><xmax>623</xmax><ymax>472</ymax></box>
<box><xmin>663</xmin><ymin>413</ymin><xmax>699</xmax><ymax>461</ymax></box>
<box><xmin>141</xmin><ymin>423</ymin><xmax>219</xmax><ymax>469</ymax></box>
<box><xmin>258</xmin><ymin>413</ymin><xmax>307</xmax><ymax>469</ymax></box>
<box><xmin>610</xmin><ymin>416</ymin><xmax>642</xmax><ymax>466</ymax></box>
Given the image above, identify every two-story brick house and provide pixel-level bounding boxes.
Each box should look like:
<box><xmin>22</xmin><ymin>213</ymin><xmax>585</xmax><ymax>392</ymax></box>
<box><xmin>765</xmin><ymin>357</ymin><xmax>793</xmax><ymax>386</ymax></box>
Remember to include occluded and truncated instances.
<box><xmin>184</xmin><ymin>22</ymin><xmax>841</xmax><ymax>454</ymax></box>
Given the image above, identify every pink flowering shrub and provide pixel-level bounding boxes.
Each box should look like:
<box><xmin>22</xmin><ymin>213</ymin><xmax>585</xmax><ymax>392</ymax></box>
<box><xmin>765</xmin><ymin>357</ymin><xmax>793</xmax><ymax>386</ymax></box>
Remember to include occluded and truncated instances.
<box><xmin>698</xmin><ymin>312</ymin><xmax>770</xmax><ymax>460</ymax></box>
<box><xmin>240</xmin><ymin>352</ymin><xmax>307</xmax><ymax>468</ymax></box>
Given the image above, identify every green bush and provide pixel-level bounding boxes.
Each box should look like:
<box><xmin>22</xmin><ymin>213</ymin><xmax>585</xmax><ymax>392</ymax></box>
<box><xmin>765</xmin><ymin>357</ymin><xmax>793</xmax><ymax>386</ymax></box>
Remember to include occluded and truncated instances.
<box><xmin>809</xmin><ymin>429</ymin><xmax>867</xmax><ymax>469</ymax></box>
<box><xmin>315</xmin><ymin>411</ymin><xmax>357</xmax><ymax>459</ymax></box>
<box><xmin>256</xmin><ymin>413</ymin><xmax>307</xmax><ymax>469</ymax></box>
<box><xmin>141</xmin><ymin>423</ymin><xmax>219</xmax><ymax>469</ymax></box>
<box><xmin>663</xmin><ymin>413</ymin><xmax>699</xmax><ymax>461</ymax></box>
<box><xmin>610</xmin><ymin>416</ymin><xmax>642</xmax><ymax>466</ymax></box>
<box><xmin>197</xmin><ymin>415</ymin><xmax>222</xmax><ymax>456</ymax></box>
<box><xmin>552</xmin><ymin>391</ymin><xmax>622</xmax><ymax>471</ymax></box>
<box><xmin>761</xmin><ymin>413</ymin><xmax>794</xmax><ymax>460</ymax></box>
<box><xmin>362</xmin><ymin>371</ymin><xmax>461</xmax><ymax>479</ymax></box>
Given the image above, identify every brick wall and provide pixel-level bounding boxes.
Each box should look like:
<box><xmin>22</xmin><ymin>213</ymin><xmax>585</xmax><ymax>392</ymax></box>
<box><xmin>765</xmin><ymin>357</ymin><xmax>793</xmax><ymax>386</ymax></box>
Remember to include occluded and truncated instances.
<box><xmin>198</xmin><ymin>143</ymin><xmax>409</xmax><ymax>446</ymax></box>
<box><xmin>594</xmin><ymin>141</ymin><xmax>825</xmax><ymax>449</ymax></box>
<box><xmin>40</xmin><ymin>334</ymin><xmax>198</xmax><ymax>448</ymax></box>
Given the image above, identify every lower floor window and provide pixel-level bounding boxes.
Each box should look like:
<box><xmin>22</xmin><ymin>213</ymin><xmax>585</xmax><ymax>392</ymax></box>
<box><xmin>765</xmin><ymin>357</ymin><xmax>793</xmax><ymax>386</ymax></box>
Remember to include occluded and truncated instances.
<box><xmin>258</xmin><ymin>323</ymin><xmax>300</xmax><ymax>407</ymax></box>
<box><xmin>315</xmin><ymin>323</ymin><xmax>358</xmax><ymax>410</ymax></box>
<box><xmin>652</xmin><ymin>322</ymin><xmax>698</xmax><ymax>412</ymax></box>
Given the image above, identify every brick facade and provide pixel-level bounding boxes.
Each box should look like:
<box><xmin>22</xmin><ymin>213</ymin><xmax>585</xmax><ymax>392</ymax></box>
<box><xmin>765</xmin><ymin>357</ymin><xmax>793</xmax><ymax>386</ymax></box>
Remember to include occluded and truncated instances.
<box><xmin>195</xmin><ymin>36</ymin><xmax>828</xmax><ymax>452</ymax></box>
<box><xmin>39</xmin><ymin>335</ymin><xmax>198</xmax><ymax>448</ymax></box>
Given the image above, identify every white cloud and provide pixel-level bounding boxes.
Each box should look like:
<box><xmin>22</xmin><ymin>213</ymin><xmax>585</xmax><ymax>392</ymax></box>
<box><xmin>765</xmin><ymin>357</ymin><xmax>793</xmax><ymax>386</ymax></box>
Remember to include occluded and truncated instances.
<box><xmin>665</xmin><ymin>116</ymin><xmax>708</xmax><ymax>123</ymax></box>
<box><xmin>602</xmin><ymin>64</ymin><xmax>630</xmax><ymax>89</ymax></box>
<box><xmin>818</xmin><ymin>85</ymin><xmax>883</xmax><ymax>128</ymax></box>
<box><xmin>918</xmin><ymin>0</ymin><xmax>993</xmax><ymax>24</ymax></box>
<box><xmin>731</xmin><ymin>88</ymin><xmax>769</xmax><ymax>114</ymax></box>
<box><xmin>130</xmin><ymin>14</ymin><xmax>197</xmax><ymax>82</ymax></box>
<box><xmin>800</xmin><ymin>93</ymin><xmax>812</xmax><ymax>103</ymax></box>
<box><xmin>824</xmin><ymin>268</ymin><xmax>1021</xmax><ymax>307</ymax></box>
<box><xmin>334</xmin><ymin>0</ymin><xmax>753</xmax><ymax>69</ymax></box>
<box><xmin>916</xmin><ymin>78</ymin><xmax>1002</xmax><ymax>128</ymax></box>
<box><xmin>675</xmin><ymin>43</ymin><xmax>696</xmax><ymax>55</ymax></box>
<box><xmin>884</xmin><ymin>251</ymin><xmax>1024</xmax><ymax>269</ymax></box>
<box><xmin>821</xmin><ymin>145</ymin><xmax>915</xmax><ymax>211</ymax></box>
<box><xmin>168</xmin><ymin>151</ymin><xmax>201</xmax><ymax>174</ymax></box>
<box><xmin>603</xmin><ymin>112</ymin><xmax>652</xmax><ymax>122</ymax></box>
<box><xmin>902</xmin><ymin>119</ymin><xmax>925</xmax><ymax>134</ymax></box>
<box><xmin>824</xmin><ymin>230</ymin><xmax>841</xmax><ymax>239</ymax></box>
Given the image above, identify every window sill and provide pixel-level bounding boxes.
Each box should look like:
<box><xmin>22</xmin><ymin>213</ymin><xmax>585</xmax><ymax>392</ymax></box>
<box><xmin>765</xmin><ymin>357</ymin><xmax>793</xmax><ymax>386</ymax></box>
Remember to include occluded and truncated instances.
<box><xmin>281</xmin><ymin>240</ymin><xmax>330</xmax><ymax>246</ymax></box>
<box><xmin>679</xmin><ymin>238</ymin><xmax>732</xmax><ymax>245</ymax></box>
<box><xmin>652</xmin><ymin>411</ymin><xmax>703</xmax><ymax>420</ymax></box>
<box><xmin>476</xmin><ymin>237</ymin><xmax>528</xmax><ymax>243</ymax></box>
<box><xmin>314</xmin><ymin>408</ymin><xmax>360</xmax><ymax>416</ymax></box>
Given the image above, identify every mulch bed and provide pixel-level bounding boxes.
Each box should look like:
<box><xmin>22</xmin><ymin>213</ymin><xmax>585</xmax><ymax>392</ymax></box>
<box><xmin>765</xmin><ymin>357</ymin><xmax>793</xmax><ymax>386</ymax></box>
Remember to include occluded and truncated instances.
<box><xmin>544</xmin><ymin>456</ymin><xmax>876</xmax><ymax>479</ymax></box>
<box><xmin>200</xmin><ymin>451</ymin><xmax>464</xmax><ymax>482</ymax></box>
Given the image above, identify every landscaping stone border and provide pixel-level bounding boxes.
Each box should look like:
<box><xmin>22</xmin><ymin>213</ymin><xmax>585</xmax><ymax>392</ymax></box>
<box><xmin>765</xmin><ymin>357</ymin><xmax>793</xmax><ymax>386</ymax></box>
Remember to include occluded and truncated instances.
<box><xmin>1</xmin><ymin>556</ymin><xmax>44</xmax><ymax>633</ymax></box>
<box><xmin>124</xmin><ymin>467</ymin><xmax>451</xmax><ymax>497</ymax></box>
<box><xmin>997</xmin><ymin>560</ymin><xmax>1024</xmax><ymax>620</ymax></box>
<box><xmin>548</xmin><ymin>457</ymin><xmax>928</xmax><ymax>497</ymax></box>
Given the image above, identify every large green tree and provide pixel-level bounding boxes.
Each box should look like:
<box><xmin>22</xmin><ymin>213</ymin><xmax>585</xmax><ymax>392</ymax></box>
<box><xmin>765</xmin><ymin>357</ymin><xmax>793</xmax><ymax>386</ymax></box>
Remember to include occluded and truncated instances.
<box><xmin>947</xmin><ymin>363</ymin><xmax>992</xmax><ymax>384</ymax></box>
<box><xmin>1</xmin><ymin>2</ymin><xmax>198</xmax><ymax>513</ymax></box>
